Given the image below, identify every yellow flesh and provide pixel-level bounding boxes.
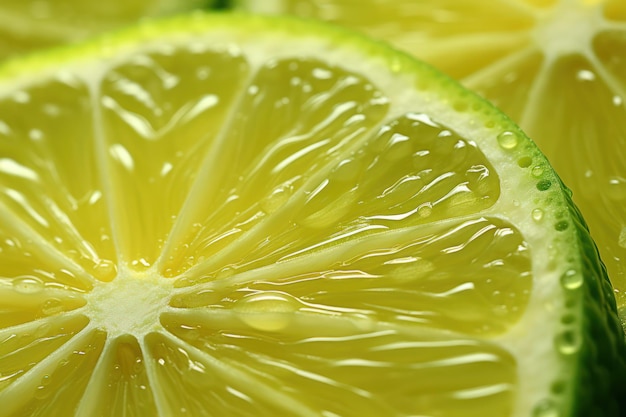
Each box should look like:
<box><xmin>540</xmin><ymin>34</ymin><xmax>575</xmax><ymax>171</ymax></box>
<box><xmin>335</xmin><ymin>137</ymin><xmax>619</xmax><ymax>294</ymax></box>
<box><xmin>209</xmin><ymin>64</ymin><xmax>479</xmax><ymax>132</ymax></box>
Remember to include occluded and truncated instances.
<box><xmin>251</xmin><ymin>0</ymin><xmax>626</xmax><ymax>318</ymax></box>
<box><xmin>0</xmin><ymin>44</ymin><xmax>540</xmax><ymax>416</ymax></box>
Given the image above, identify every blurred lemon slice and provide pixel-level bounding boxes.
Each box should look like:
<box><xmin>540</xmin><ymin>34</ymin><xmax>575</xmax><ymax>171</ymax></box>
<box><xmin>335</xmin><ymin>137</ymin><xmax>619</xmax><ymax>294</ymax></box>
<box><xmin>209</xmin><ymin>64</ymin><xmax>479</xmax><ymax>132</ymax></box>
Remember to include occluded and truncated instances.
<box><xmin>0</xmin><ymin>0</ymin><xmax>213</xmax><ymax>60</ymax></box>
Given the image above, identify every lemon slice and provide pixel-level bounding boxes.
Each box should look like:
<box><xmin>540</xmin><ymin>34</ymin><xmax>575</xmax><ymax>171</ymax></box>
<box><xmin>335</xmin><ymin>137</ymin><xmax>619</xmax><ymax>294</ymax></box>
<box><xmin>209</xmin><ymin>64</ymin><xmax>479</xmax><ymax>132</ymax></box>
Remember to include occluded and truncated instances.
<box><xmin>233</xmin><ymin>0</ymin><xmax>626</xmax><ymax>323</ymax></box>
<box><xmin>0</xmin><ymin>13</ymin><xmax>624</xmax><ymax>417</ymax></box>
<box><xmin>0</xmin><ymin>0</ymin><xmax>213</xmax><ymax>60</ymax></box>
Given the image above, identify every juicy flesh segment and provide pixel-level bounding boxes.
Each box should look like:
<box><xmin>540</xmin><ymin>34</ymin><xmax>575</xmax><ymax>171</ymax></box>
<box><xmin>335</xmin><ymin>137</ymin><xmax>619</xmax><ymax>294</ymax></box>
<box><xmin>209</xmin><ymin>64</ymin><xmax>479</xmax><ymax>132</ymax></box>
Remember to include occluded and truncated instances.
<box><xmin>0</xmin><ymin>47</ymin><xmax>533</xmax><ymax>416</ymax></box>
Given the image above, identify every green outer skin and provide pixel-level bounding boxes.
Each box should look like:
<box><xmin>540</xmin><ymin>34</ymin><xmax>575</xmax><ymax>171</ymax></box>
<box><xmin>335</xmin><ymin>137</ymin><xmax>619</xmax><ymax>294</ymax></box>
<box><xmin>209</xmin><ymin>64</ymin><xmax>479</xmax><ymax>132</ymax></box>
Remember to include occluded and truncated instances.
<box><xmin>567</xmin><ymin>187</ymin><xmax>626</xmax><ymax>417</ymax></box>
<box><xmin>0</xmin><ymin>11</ymin><xmax>624</xmax><ymax>417</ymax></box>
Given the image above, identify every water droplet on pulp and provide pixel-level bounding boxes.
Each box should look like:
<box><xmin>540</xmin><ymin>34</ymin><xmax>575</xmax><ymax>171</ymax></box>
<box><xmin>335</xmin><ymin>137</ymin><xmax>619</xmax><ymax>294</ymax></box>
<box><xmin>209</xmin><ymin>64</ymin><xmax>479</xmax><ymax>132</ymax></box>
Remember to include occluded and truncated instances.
<box><xmin>235</xmin><ymin>292</ymin><xmax>299</xmax><ymax>332</ymax></box>
<box><xmin>13</xmin><ymin>276</ymin><xmax>44</xmax><ymax>294</ymax></box>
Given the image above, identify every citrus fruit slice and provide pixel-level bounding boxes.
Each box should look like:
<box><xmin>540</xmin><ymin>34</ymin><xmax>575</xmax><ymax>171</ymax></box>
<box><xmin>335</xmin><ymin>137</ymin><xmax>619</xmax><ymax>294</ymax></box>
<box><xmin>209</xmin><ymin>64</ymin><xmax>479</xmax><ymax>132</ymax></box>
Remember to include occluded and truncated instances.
<box><xmin>0</xmin><ymin>0</ymin><xmax>214</xmax><ymax>60</ymax></box>
<box><xmin>0</xmin><ymin>12</ymin><xmax>624</xmax><ymax>417</ymax></box>
<box><xmin>234</xmin><ymin>0</ymin><xmax>626</xmax><ymax>323</ymax></box>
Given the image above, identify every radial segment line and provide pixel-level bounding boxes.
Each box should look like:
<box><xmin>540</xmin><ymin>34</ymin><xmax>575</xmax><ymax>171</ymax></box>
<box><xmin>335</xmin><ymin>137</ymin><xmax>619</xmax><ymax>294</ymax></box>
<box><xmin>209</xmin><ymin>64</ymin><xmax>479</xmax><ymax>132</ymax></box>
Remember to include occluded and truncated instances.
<box><xmin>166</xmin><ymin>307</ymin><xmax>487</xmax><ymax>355</ymax></box>
<box><xmin>517</xmin><ymin>52</ymin><xmax>555</xmax><ymax>131</ymax></box>
<box><xmin>463</xmin><ymin>45</ymin><xmax>539</xmax><ymax>89</ymax></box>
<box><xmin>138</xmin><ymin>333</ymin><xmax>172</xmax><ymax>417</ymax></box>
<box><xmin>73</xmin><ymin>336</ymin><xmax>116</xmax><ymax>417</ymax></box>
<box><xmin>0</xmin><ymin>203</ymin><xmax>97</xmax><ymax>286</ymax></box>
<box><xmin>587</xmin><ymin>54</ymin><xmax>626</xmax><ymax>108</ymax></box>
<box><xmin>155</xmin><ymin>66</ymin><xmax>261</xmax><ymax>270</ymax></box>
<box><xmin>174</xmin><ymin>110</ymin><xmax>395</xmax><ymax>280</ymax></box>
<box><xmin>415</xmin><ymin>31</ymin><xmax>531</xmax><ymax>65</ymax></box>
<box><xmin>88</xmin><ymin>73</ymin><xmax>127</xmax><ymax>266</ymax></box>
<box><xmin>174</xmin><ymin>214</ymin><xmax>485</xmax><ymax>295</ymax></box>
<box><xmin>0</xmin><ymin>313</ymin><xmax>78</xmax><ymax>340</ymax></box>
<box><xmin>159</xmin><ymin>330</ymin><xmax>322</xmax><ymax>417</ymax></box>
<box><xmin>0</xmin><ymin>320</ymin><xmax>96</xmax><ymax>416</ymax></box>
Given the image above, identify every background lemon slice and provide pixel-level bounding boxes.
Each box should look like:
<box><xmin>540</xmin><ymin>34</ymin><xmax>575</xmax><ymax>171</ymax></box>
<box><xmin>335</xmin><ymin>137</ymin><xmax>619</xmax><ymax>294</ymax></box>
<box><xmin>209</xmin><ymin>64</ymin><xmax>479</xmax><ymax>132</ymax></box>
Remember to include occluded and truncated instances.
<box><xmin>0</xmin><ymin>13</ymin><xmax>624</xmax><ymax>417</ymax></box>
<box><xmin>234</xmin><ymin>0</ymin><xmax>626</xmax><ymax>323</ymax></box>
<box><xmin>0</xmin><ymin>0</ymin><xmax>214</xmax><ymax>60</ymax></box>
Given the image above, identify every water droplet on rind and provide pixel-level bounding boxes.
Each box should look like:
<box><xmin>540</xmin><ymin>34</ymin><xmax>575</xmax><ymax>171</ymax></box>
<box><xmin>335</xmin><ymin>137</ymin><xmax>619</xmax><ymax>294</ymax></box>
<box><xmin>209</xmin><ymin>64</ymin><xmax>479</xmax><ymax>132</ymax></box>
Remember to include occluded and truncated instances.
<box><xmin>554</xmin><ymin>221</ymin><xmax>569</xmax><ymax>231</ymax></box>
<box><xmin>564</xmin><ymin>296</ymin><xmax>577</xmax><ymax>309</ymax></box>
<box><xmin>555</xmin><ymin>330</ymin><xmax>580</xmax><ymax>355</ymax></box>
<box><xmin>453</xmin><ymin>100</ymin><xmax>468</xmax><ymax>112</ymax></box>
<box><xmin>497</xmin><ymin>131</ymin><xmax>519</xmax><ymax>149</ymax></box>
<box><xmin>537</xmin><ymin>180</ymin><xmax>552</xmax><ymax>191</ymax></box>
<box><xmin>532</xmin><ymin>166</ymin><xmax>544</xmax><ymax>177</ymax></box>
<box><xmin>532</xmin><ymin>208</ymin><xmax>544</xmax><ymax>222</ymax></box>
<box><xmin>560</xmin><ymin>270</ymin><xmax>582</xmax><ymax>290</ymax></box>
<box><xmin>518</xmin><ymin>156</ymin><xmax>532</xmax><ymax>168</ymax></box>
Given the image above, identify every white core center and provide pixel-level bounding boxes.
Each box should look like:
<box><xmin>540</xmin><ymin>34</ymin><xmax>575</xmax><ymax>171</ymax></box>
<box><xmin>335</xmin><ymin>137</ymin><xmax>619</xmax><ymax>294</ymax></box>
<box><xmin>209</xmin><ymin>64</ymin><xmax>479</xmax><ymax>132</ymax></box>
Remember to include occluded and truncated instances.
<box><xmin>85</xmin><ymin>268</ymin><xmax>173</xmax><ymax>338</ymax></box>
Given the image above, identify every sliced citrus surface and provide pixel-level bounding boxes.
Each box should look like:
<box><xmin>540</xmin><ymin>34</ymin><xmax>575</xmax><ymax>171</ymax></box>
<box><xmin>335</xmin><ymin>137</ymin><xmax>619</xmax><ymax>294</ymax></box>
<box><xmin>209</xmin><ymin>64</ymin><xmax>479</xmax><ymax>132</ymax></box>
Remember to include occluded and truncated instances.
<box><xmin>234</xmin><ymin>0</ymin><xmax>626</xmax><ymax>322</ymax></box>
<box><xmin>0</xmin><ymin>13</ymin><xmax>624</xmax><ymax>417</ymax></box>
<box><xmin>0</xmin><ymin>0</ymin><xmax>213</xmax><ymax>60</ymax></box>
